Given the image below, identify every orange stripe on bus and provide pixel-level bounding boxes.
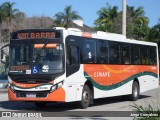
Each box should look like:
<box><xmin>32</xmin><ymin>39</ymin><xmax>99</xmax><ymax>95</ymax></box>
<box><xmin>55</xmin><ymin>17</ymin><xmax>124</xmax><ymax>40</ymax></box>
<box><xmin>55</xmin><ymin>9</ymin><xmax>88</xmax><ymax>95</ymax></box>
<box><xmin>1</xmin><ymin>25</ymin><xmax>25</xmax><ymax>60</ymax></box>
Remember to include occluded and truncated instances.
<box><xmin>102</xmin><ymin>65</ymin><xmax>134</xmax><ymax>73</ymax></box>
<box><xmin>34</xmin><ymin>44</ymin><xmax>57</xmax><ymax>48</ymax></box>
<box><xmin>84</xmin><ymin>64</ymin><xmax>158</xmax><ymax>86</ymax></box>
<box><xmin>82</xmin><ymin>32</ymin><xmax>92</xmax><ymax>38</ymax></box>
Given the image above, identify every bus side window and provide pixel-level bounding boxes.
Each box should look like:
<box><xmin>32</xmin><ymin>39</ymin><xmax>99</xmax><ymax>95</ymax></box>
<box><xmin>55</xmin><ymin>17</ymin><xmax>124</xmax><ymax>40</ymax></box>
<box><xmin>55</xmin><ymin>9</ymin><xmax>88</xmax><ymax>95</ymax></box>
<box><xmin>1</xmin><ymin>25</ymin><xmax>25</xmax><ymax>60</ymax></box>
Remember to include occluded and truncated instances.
<box><xmin>108</xmin><ymin>42</ymin><xmax>121</xmax><ymax>64</ymax></box>
<box><xmin>140</xmin><ymin>46</ymin><xmax>149</xmax><ymax>65</ymax></box>
<box><xmin>82</xmin><ymin>40</ymin><xmax>96</xmax><ymax>63</ymax></box>
<box><xmin>67</xmin><ymin>46</ymin><xmax>79</xmax><ymax>65</ymax></box>
<box><xmin>97</xmin><ymin>40</ymin><xmax>108</xmax><ymax>64</ymax></box>
<box><xmin>149</xmin><ymin>47</ymin><xmax>157</xmax><ymax>65</ymax></box>
<box><xmin>121</xmin><ymin>43</ymin><xmax>130</xmax><ymax>64</ymax></box>
<box><xmin>131</xmin><ymin>45</ymin><xmax>140</xmax><ymax>65</ymax></box>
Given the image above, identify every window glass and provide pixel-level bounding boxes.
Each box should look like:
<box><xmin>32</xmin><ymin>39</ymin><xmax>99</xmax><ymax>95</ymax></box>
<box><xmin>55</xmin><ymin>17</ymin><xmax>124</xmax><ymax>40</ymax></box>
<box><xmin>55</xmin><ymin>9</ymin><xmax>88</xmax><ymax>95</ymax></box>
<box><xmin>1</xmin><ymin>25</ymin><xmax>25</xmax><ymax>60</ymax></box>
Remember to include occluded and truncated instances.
<box><xmin>121</xmin><ymin>43</ymin><xmax>130</xmax><ymax>64</ymax></box>
<box><xmin>10</xmin><ymin>44</ymin><xmax>30</xmax><ymax>65</ymax></box>
<box><xmin>109</xmin><ymin>42</ymin><xmax>121</xmax><ymax>64</ymax></box>
<box><xmin>148</xmin><ymin>47</ymin><xmax>157</xmax><ymax>65</ymax></box>
<box><xmin>97</xmin><ymin>40</ymin><xmax>108</xmax><ymax>64</ymax></box>
<box><xmin>140</xmin><ymin>46</ymin><xmax>149</xmax><ymax>65</ymax></box>
<box><xmin>82</xmin><ymin>40</ymin><xmax>96</xmax><ymax>63</ymax></box>
<box><xmin>131</xmin><ymin>45</ymin><xmax>140</xmax><ymax>64</ymax></box>
<box><xmin>67</xmin><ymin>46</ymin><xmax>79</xmax><ymax>65</ymax></box>
<box><xmin>33</xmin><ymin>43</ymin><xmax>64</xmax><ymax>74</ymax></box>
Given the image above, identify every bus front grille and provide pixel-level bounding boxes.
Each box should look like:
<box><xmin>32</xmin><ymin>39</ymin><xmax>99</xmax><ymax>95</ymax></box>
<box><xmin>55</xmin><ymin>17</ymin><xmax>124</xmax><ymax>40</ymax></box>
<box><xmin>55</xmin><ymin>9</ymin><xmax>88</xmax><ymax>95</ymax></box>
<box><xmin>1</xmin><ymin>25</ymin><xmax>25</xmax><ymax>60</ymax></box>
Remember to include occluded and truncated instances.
<box><xmin>14</xmin><ymin>79</ymin><xmax>52</xmax><ymax>84</ymax></box>
<box><xmin>15</xmin><ymin>91</ymin><xmax>49</xmax><ymax>98</ymax></box>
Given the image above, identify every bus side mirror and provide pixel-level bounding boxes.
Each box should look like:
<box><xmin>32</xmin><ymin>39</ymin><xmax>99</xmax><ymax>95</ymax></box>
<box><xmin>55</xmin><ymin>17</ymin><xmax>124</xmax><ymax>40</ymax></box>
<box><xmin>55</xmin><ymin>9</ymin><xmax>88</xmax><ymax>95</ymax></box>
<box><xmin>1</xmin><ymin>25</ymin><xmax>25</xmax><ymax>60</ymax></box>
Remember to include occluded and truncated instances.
<box><xmin>1</xmin><ymin>44</ymin><xmax>9</xmax><ymax>66</ymax></box>
<box><xmin>5</xmin><ymin>55</ymin><xmax>9</xmax><ymax>68</ymax></box>
<box><xmin>1</xmin><ymin>50</ymin><xmax>4</xmax><ymax>59</ymax></box>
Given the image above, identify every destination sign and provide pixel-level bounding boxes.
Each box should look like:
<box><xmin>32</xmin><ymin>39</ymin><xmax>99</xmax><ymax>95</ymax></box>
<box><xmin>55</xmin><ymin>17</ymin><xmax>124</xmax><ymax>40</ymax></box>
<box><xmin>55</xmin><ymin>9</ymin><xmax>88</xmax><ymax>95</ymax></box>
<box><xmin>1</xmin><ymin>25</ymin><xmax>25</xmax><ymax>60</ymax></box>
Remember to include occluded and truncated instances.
<box><xmin>11</xmin><ymin>30</ymin><xmax>61</xmax><ymax>40</ymax></box>
<box><xmin>18</xmin><ymin>32</ymin><xmax>55</xmax><ymax>39</ymax></box>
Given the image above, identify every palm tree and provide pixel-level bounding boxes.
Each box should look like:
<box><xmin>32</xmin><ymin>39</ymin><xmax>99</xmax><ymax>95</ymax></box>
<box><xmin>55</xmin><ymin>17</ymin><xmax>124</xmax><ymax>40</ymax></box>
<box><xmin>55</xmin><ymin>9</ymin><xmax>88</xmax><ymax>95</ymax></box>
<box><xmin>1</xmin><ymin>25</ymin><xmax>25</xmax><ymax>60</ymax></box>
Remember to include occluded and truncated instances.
<box><xmin>94</xmin><ymin>3</ymin><xmax>119</xmax><ymax>32</ymax></box>
<box><xmin>2</xmin><ymin>2</ymin><xmax>19</xmax><ymax>33</ymax></box>
<box><xmin>127</xmin><ymin>6</ymin><xmax>149</xmax><ymax>26</ymax></box>
<box><xmin>126</xmin><ymin>6</ymin><xmax>149</xmax><ymax>40</ymax></box>
<box><xmin>0</xmin><ymin>4</ymin><xmax>7</xmax><ymax>43</ymax></box>
<box><xmin>0</xmin><ymin>5</ymin><xmax>7</xmax><ymax>28</ymax></box>
<box><xmin>148</xmin><ymin>19</ymin><xmax>160</xmax><ymax>42</ymax></box>
<box><xmin>94</xmin><ymin>4</ymin><xmax>149</xmax><ymax>40</ymax></box>
<box><xmin>53</xmin><ymin>5</ymin><xmax>82</xmax><ymax>28</ymax></box>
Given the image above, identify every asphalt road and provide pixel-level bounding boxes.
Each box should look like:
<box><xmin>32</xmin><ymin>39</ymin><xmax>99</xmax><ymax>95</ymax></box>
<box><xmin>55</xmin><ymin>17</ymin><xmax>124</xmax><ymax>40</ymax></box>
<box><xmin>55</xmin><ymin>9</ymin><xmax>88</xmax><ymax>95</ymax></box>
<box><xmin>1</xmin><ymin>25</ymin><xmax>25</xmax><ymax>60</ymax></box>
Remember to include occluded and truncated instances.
<box><xmin>0</xmin><ymin>87</ymin><xmax>160</xmax><ymax>119</ymax></box>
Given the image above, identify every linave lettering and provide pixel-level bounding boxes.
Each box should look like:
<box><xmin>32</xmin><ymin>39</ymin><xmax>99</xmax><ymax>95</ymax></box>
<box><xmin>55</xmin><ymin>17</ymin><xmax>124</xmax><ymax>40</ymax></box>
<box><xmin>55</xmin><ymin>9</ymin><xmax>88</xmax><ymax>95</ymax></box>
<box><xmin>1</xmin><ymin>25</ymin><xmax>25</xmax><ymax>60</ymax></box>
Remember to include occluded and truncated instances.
<box><xmin>94</xmin><ymin>72</ymin><xmax>110</xmax><ymax>77</ymax></box>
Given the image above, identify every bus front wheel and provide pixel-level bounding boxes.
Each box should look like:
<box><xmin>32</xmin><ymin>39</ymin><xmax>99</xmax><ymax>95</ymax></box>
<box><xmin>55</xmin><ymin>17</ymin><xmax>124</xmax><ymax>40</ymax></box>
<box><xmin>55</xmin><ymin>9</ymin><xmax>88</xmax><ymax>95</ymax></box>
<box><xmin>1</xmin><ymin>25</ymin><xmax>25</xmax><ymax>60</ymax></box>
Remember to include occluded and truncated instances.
<box><xmin>130</xmin><ymin>81</ymin><xmax>139</xmax><ymax>101</ymax></box>
<box><xmin>79</xmin><ymin>85</ymin><xmax>90</xmax><ymax>109</ymax></box>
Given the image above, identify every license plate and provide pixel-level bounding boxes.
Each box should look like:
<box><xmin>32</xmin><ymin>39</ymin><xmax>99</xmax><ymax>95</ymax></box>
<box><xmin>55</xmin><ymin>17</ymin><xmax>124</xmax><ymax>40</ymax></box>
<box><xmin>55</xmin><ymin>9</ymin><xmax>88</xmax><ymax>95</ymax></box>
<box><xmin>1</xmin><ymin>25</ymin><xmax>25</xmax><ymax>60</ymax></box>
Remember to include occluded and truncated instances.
<box><xmin>26</xmin><ymin>93</ymin><xmax>36</xmax><ymax>98</ymax></box>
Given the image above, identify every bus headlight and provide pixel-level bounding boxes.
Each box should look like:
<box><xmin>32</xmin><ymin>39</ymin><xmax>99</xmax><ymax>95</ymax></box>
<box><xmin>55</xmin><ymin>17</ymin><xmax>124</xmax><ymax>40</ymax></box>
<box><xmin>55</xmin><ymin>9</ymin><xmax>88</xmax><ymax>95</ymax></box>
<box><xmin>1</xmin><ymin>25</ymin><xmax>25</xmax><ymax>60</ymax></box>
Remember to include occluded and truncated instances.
<box><xmin>50</xmin><ymin>81</ymin><xmax>63</xmax><ymax>93</ymax></box>
<box><xmin>50</xmin><ymin>85</ymin><xmax>57</xmax><ymax>92</ymax></box>
<box><xmin>57</xmin><ymin>81</ymin><xmax>63</xmax><ymax>88</ymax></box>
<box><xmin>10</xmin><ymin>84</ymin><xmax>15</xmax><ymax>93</ymax></box>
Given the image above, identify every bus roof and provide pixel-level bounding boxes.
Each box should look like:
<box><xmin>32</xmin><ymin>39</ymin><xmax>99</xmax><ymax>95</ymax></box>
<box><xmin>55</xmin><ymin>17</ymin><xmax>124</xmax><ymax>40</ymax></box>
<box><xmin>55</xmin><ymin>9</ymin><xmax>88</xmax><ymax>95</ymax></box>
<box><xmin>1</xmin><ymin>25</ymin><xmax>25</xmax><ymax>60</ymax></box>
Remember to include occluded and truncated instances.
<box><xmin>56</xmin><ymin>27</ymin><xmax>157</xmax><ymax>47</ymax></box>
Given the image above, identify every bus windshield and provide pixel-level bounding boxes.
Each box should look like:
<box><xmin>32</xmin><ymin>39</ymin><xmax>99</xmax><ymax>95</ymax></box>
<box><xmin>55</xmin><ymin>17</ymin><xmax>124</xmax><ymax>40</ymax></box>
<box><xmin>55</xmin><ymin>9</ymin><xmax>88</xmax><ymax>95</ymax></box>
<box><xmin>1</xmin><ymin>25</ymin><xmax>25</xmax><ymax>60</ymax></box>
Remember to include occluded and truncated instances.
<box><xmin>9</xmin><ymin>43</ymin><xmax>64</xmax><ymax>74</ymax></box>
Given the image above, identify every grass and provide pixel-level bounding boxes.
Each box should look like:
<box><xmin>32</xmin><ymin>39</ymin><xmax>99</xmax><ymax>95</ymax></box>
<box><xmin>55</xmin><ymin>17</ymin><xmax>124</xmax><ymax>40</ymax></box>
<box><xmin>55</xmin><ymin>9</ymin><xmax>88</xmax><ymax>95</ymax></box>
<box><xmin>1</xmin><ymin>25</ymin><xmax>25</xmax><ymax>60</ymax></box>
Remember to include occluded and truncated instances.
<box><xmin>130</xmin><ymin>103</ymin><xmax>160</xmax><ymax>120</ymax></box>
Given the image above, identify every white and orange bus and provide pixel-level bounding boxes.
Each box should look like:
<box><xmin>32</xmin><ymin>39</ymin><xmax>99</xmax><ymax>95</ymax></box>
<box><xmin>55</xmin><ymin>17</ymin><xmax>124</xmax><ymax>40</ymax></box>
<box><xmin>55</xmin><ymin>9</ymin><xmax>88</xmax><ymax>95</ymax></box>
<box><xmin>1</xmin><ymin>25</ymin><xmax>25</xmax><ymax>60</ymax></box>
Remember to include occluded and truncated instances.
<box><xmin>2</xmin><ymin>28</ymin><xmax>159</xmax><ymax>108</ymax></box>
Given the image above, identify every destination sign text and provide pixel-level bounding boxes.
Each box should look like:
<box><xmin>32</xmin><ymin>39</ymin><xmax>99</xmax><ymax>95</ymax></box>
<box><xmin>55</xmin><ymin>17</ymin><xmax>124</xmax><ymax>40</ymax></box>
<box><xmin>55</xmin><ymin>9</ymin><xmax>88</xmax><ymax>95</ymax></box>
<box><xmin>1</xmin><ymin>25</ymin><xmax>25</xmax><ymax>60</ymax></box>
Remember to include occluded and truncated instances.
<box><xmin>17</xmin><ymin>32</ymin><xmax>56</xmax><ymax>39</ymax></box>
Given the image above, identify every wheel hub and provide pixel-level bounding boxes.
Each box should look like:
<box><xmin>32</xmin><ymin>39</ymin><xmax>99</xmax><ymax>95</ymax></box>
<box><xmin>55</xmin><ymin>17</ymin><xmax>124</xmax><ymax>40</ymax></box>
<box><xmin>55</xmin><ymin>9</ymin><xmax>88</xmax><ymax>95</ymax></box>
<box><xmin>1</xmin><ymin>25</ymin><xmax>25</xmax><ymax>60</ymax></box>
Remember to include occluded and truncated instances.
<box><xmin>83</xmin><ymin>91</ymin><xmax>89</xmax><ymax>103</ymax></box>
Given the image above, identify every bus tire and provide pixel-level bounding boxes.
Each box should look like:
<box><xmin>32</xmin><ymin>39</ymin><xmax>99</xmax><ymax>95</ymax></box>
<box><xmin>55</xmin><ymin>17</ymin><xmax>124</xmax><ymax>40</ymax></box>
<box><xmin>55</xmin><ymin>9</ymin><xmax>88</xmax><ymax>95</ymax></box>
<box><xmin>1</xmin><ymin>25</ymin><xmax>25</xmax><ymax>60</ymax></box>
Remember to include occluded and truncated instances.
<box><xmin>35</xmin><ymin>102</ymin><xmax>47</xmax><ymax>107</ymax></box>
<box><xmin>79</xmin><ymin>85</ymin><xmax>90</xmax><ymax>109</ymax></box>
<box><xmin>130</xmin><ymin>81</ymin><xmax>139</xmax><ymax>101</ymax></box>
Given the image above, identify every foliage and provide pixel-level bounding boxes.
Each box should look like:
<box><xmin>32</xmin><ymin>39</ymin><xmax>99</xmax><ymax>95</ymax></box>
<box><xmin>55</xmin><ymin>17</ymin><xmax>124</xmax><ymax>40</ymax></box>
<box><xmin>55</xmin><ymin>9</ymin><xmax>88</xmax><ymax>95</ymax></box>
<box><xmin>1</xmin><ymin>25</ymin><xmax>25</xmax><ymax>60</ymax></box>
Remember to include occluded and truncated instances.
<box><xmin>1</xmin><ymin>2</ymin><xmax>19</xmax><ymax>33</ymax></box>
<box><xmin>126</xmin><ymin>6</ymin><xmax>149</xmax><ymax>41</ymax></box>
<box><xmin>53</xmin><ymin>5</ymin><xmax>82</xmax><ymax>28</ymax></box>
<box><xmin>130</xmin><ymin>103</ymin><xmax>160</xmax><ymax>120</ymax></box>
<box><xmin>0</xmin><ymin>4</ymin><xmax>7</xmax><ymax>43</ymax></box>
<box><xmin>94</xmin><ymin>3</ymin><xmax>120</xmax><ymax>33</ymax></box>
<box><xmin>148</xmin><ymin>20</ymin><xmax>160</xmax><ymax>42</ymax></box>
<box><xmin>93</xmin><ymin>3</ymin><xmax>157</xmax><ymax>41</ymax></box>
<box><xmin>0</xmin><ymin>5</ymin><xmax>7</xmax><ymax>25</ymax></box>
<box><xmin>0</xmin><ymin>1</ymin><xmax>160</xmax><ymax>43</ymax></box>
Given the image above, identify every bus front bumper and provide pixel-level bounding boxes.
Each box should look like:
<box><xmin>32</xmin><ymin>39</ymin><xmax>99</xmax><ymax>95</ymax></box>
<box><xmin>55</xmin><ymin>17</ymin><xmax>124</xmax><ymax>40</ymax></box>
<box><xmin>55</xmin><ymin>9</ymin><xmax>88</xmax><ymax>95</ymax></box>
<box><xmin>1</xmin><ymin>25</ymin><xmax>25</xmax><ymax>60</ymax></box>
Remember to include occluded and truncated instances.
<box><xmin>8</xmin><ymin>87</ymin><xmax>65</xmax><ymax>102</ymax></box>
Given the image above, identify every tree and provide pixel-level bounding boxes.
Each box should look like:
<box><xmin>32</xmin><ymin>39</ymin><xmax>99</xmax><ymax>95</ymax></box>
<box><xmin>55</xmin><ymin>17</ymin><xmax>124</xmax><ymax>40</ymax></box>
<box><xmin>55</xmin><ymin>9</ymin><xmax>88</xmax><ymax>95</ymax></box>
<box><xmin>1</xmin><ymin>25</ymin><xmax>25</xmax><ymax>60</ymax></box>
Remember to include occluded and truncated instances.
<box><xmin>148</xmin><ymin>18</ymin><xmax>160</xmax><ymax>42</ymax></box>
<box><xmin>126</xmin><ymin>6</ymin><xmax>149</xmax><ymax>40</ymax></box>
<box><xmin>94</xmin><ymin>4</ymin><xmax>150</xmax><ymax>41</ymax></box>
<box><xmin>2</xmin><ymin>2</ymin><xmax>19</xmax><ymax>33</ymax></box>
<box><xmin>94</xmin><ymin>3</ymin><xmax>120</xmax><ymax>33</ymax></box>
<box><xmin>53</xmin><ymin>5</ymin><xmax>82</xmax><ymax>28</ymax></box>
<box><xmin>0</xmin><ymin>5</ymin><xmax>7</xmax><ymax>28</ymax></box>
<box><xmin>127</xmin><ymin>6</ymin><xmax>148</xmax><ymax>24</ymax></box>
<box><xmin>0</xmin><ymin>4</ymin><xmax>7</xmax><ymax>43</ymax></box>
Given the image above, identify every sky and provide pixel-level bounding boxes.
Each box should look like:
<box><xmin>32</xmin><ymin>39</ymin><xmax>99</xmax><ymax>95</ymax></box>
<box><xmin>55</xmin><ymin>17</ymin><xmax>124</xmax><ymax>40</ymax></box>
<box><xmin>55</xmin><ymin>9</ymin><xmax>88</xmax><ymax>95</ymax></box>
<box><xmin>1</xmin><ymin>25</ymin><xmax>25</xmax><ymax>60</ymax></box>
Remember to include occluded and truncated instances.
<box><xmin>0</xmin><ymin>0</ymin><xmax>160</xmax><ymax>27</ymax></box>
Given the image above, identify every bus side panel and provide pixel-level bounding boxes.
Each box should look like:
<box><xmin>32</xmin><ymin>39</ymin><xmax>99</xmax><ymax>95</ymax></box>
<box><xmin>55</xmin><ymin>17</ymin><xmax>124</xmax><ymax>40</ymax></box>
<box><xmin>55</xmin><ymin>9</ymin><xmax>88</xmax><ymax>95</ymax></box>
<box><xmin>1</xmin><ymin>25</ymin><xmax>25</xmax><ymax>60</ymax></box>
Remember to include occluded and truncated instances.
<box><xmin>65</xmin><ymin>65</ymin><xmax>86</xmax><ymax>102</ymax></box>
<box><xmin>138</xmin><ymin>75</ymin><xmax>159</xmax><ymax>93</ymax></box>
<box><xmin>93</xmin><ymin>80</ymin><xmax>132</xmax><ymax>99</ymax></box>
<box><xmin>84</xmin><ymin>64</ymin><xmax>158</xmax><ymax>98</ymax></box>
<box><xmin>65</xmin><ymin>64</ymin><xmax>158</xmax><ymax>102</ymax></box>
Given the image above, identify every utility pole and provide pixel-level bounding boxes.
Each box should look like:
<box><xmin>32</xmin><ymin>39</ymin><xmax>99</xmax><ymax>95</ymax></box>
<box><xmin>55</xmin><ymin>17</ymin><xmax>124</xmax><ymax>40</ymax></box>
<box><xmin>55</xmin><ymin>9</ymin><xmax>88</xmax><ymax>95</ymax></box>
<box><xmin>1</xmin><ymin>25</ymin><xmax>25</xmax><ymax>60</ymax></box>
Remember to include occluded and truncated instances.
<box><xmin>122</xmin><ymin>0</ymin><xmax>126</xmax><ymax>36</ymax></box>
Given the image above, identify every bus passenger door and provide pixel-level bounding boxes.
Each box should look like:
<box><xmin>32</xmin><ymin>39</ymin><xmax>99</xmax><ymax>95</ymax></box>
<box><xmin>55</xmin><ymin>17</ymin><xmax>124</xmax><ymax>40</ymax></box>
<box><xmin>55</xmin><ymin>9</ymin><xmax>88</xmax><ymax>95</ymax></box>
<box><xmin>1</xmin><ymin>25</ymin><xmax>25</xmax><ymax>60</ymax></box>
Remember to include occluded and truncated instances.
<box><xmin>66</xmin><ymin>45</ymin><xmax>80</xmax><ymax>77</ymax></box>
